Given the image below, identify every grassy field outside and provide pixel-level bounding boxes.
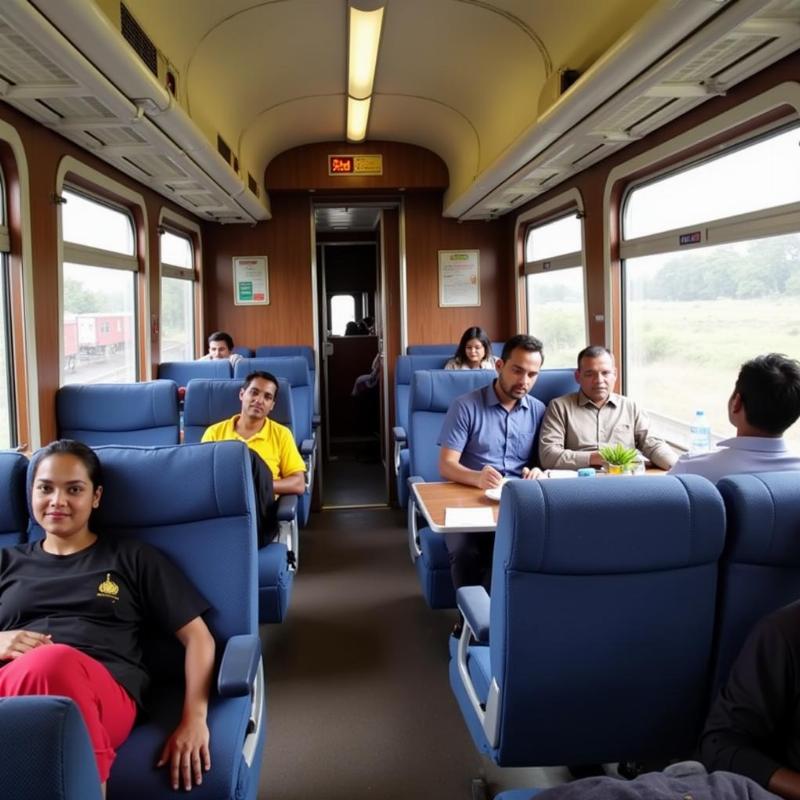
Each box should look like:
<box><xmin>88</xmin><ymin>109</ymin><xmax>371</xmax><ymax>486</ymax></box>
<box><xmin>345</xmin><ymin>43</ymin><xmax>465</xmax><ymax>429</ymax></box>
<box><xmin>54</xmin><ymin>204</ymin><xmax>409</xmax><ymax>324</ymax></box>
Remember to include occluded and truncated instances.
<box><xmin>625</xmin><ymin>297</ymin><xmax>800</xmax><ymax>450</ymax></box>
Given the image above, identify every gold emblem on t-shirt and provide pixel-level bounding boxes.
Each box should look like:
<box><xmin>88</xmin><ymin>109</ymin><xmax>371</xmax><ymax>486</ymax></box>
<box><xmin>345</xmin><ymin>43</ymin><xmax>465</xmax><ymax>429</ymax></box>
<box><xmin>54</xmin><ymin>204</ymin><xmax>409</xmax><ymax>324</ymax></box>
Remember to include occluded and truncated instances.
<box><xmin>97</xmin><ymin>573</ymin><xmax>119</xmax><ymax>601</ymax></box>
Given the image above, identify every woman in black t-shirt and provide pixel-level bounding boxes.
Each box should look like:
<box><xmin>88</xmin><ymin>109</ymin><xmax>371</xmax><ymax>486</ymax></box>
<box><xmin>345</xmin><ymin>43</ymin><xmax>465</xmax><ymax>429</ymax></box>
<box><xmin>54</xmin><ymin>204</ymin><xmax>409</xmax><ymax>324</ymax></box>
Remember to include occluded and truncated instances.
<box><xmin>0</xmin><ymin>440</ymin><xmax>215</xmax><ymax>794</ymax></box>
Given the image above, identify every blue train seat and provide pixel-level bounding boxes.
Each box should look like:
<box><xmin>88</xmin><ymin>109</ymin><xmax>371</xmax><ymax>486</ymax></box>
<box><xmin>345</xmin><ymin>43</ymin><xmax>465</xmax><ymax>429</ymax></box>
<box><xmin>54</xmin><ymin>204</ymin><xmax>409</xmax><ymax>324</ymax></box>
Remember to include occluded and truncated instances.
<box><xmin>235</xmin><ymin>356</ymin><xmax>316</xmax><ymax>525</ymax></box>
<box><xmin>0</xmin><ymin>450</ymin><xmax>28</xmax><ymax>547</ymax></box>
<box><xmin>72</xmin><ymin>442</ymin><xmax>265</xmax><ymax>799</ymax></box>
<box><xmin>157</xmin><ymin>359</ymin><xmax>232</xmax><ymax>385</ymax></box>
<box><xmin>406</xmin><ymin>369</ymin><xmax>497</xmax><ymax>608</ymax></box>
<box><xmin>393</xmin><ymin>354</ymin><xmax>450</xmax><ymax>508</ymax></box>
<box><xmin>711</xmin><ymin>470</ymin><xmax>800</xmax><ymax>698</ymax></box>
<box><xmin>0</xmin><ymin>696</ymin><xmax>102</xmax><ymax>800</ymax></box>
<box><xmin>232</xmin><ymin>346</ymin><xmax>255</xmax><ymax>358</ymax></box>
<box><xmin>56</xmin><ymin>381</ymin><xmax>180</xmax><ymax>446</ymax></box>
<box><xmin>528</xmin><ymin>368</ymin><xmax>579</xmax><ymax>406</ymax></box>
<box><xmin>183</xmin><ymin>378</ymin><xmax>298</xmax><ymax>621</ymax></box>
<box><xmin>254</xmin><ymin>345</ymin><xmax>316</xmax><ymax>411</ymax></box>
<box><xmin>451</xmin><ymin>476</ymin><xmax>725</xmax><ymax>767</ymax></box>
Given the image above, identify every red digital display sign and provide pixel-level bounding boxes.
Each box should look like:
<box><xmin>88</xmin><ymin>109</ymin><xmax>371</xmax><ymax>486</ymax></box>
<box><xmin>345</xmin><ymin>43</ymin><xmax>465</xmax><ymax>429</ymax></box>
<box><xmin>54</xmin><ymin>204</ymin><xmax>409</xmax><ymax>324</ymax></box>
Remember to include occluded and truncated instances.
<box><xmin>329</xmin><ymin>156</ymin><xmax>354</xmax><ymax>174</ymax></box>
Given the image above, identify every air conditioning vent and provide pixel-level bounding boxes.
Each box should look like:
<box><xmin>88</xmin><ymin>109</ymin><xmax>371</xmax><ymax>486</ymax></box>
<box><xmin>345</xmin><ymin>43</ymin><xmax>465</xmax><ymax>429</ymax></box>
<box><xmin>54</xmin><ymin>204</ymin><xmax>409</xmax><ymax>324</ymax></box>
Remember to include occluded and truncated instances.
<box><xmin>248</xmin><ymin>174</ymin><xmax>259</xmax><ymax>196</ymax></box>
<box><xmin>120</xmin><ymin>4</ymin><xmax>157</xmax><ymax>77</ymax></box>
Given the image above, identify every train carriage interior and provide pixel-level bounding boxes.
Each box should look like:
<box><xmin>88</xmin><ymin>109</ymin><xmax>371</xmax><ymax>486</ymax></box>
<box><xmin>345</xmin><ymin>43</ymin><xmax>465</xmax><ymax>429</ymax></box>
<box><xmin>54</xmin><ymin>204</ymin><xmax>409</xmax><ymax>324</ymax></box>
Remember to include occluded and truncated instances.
<box><xmin>1</xmin><ymin>0</ymin><xmax>800</xmax><ymax>798</ymax></box>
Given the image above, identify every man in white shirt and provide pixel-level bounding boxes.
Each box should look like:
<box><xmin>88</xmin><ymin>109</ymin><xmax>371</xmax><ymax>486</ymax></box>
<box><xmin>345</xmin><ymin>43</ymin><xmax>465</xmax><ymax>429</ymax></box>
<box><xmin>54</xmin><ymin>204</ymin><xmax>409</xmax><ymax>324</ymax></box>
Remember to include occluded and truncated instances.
<box><xmin>198</xmin><ymin>331</ymin><xmax>243</xmax><ymax>367</ymax></box>
<box><xmin>670</xmin><ymin>353</ymin><xmax>800</xmax><ymax>483</ymax></box>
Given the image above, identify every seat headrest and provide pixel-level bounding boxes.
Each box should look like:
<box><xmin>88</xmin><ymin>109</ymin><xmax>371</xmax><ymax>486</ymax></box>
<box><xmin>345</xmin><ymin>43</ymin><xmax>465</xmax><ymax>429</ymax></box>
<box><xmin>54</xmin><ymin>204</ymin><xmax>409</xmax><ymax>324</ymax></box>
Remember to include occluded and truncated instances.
<box><xmin>409</xmin><ymin>369</ymin><xmax>496</xmax><ymax>412</ymax></box>
<box><xmin>395</xmin><ymin>354</ymin><xmax>451</xmax><ymax>382</ymax></box>
<box><xmin>0</xmin><ymin>451</ymin><xmax>29</xmax><ymax>535</ymax></box>
<box><xmin>718</xmin><ymin>470</ymin><xmax>800</xmax><ymax>565</ymax></box>
<box><xmin>496</xmin><ymin>475</ymin><xmax>725</xmax><ymax>574</ymax></box>
<box><xmin>234</xmin><ymin>356</ymin><xmax>310</xmax><ymax>386</ymax></box>
<box><xmin>158</xmin><ymin>360</ymin><xmax>232</xmax><ymax>382</ymax></box>
<box><xmin>254</xmin><ymin>346</ymin><xmax>314</xmax><ymax>371</ymax></box>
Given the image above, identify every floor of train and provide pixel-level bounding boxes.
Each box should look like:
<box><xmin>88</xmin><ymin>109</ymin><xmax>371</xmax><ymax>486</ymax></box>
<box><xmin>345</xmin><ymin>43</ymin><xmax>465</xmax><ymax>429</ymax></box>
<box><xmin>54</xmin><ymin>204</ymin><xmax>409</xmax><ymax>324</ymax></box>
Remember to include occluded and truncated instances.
<box><xmin>258</xmin><ymin>505</ymin><xmax>571</xmax><ymax>799</ymax></box>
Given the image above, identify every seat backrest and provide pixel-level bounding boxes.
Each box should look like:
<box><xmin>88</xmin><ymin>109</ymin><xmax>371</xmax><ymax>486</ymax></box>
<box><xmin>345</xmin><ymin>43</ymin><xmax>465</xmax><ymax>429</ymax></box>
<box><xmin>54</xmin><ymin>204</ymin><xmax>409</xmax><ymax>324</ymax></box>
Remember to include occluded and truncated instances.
<box><xmin>92</xmin><ymin>442</ymin><xmax>258</xmax><ymax>646</ymax></box>
<box><xmin>712</xmin><ymin>470</ymin><xmax>800</xmax><ymax>696</ymax></box>
<box><xmin>183</xmin><ymin>377</ymin><xmax>294</xmax><ymax>444</ymax></box>
<box><xmin>56</xmin><ymin>381</ymin><xmax>180</xmax><ymax>446</ymax></box>
<box><xmin>394</xmin><ymin>354</ymin><xmax>451</xmax><ymax>432</ymax></box>
<box><xmin>232</xmin><ymin>346</ymin><xmax>255</xmax><ymax>358</ymax></box>
<box><xmin>0</xmin><ymin>696</ymin><xmax>102</xmax><ymax>800</ymax></box>
<box><xmin>407</xmin><ymin>369</ymin><xmax>496</xmax><ymax>480</ymax></box>
<box><xmin>0</xmin><ymin>451</ymin><xmax>29</xmax><ymax>547</ymax></box>
<box><xmin>234</xmin><ymin>357</ymin><xmax>312</xmax><ymax>442</ymax></box>
<box><xmin>530</xmin><ymin>368</ymin><xmax>579</xmax><ymax>406</ymax></box>
<box><xmin>157</xmin><ymin>360</ymin><xmax>232</xmax><ymax>384</ymax></box>
<box><xmin>488</xmin><ymin>475</ymin><xmax>725</xmax><ymax>766</ymax></box>
<box><xmin>254</xmin><ymin>346</ymin><xmax>317</xmax><ymax>412</ymax></box>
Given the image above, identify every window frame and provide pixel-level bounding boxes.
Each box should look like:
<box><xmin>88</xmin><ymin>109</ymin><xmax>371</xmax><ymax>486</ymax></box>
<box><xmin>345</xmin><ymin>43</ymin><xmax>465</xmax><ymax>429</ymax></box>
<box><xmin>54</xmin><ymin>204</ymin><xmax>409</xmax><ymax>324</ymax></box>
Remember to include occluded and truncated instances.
<box><xmin>158</xmin><ymin>223</ymin><xmax>197</xmax><ymax>362</ymax></box>
<box><xmin>0</xmin><ymin>163</ymin><xmax>15</xmax><ymax>448</ymax></box>
<box><xmin>56</xmin><ymin>161</ymin><xmax>145</xmax><ymax>386</ymax></box>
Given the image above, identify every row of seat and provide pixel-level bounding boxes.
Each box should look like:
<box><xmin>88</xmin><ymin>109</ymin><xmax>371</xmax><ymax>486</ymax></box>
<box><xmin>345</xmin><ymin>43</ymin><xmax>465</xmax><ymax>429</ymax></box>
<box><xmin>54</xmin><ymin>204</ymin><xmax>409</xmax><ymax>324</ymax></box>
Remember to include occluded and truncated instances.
<box><xmin>0</xmin><ymin>441</ymin><xmax>266</xmax><ymax>799</ymax></box>
<box><xmin>400</xmin><ymin>367</ymin><xmax>579</xmax><ymax>607</ymax></box>
<box><xmin>406</xmin><ymin>342</ymin><xmax>504</xmax><ymax>356</ymax></box>
<box><xmin>52</xmin><ymin>374</ymin><xmax>311</xmax><ymax>623</ymax></box>
<box><xmin>447</xmin><ymin>468</ymin><xmax>800</xmax><ymax>788</ymax></box>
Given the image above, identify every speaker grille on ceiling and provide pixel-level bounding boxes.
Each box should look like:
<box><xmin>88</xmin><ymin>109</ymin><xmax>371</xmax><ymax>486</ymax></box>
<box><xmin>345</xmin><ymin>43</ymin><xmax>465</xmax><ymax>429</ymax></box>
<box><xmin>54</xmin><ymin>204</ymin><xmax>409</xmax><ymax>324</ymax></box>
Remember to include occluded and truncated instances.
<box><xmin>120</xmin><ymin>4</ymin><xmax>157</xmax><ymax>77</ymax></box>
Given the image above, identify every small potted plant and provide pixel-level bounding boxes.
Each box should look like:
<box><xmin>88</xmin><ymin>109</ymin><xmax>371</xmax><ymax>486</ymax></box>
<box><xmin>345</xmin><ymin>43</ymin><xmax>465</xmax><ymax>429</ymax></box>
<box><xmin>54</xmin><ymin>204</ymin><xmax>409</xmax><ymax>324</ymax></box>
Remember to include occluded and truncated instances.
<box><xmin>599</xmin><ymin>444</ymin><xmax>639</xmax><ymax>475</ymax></box>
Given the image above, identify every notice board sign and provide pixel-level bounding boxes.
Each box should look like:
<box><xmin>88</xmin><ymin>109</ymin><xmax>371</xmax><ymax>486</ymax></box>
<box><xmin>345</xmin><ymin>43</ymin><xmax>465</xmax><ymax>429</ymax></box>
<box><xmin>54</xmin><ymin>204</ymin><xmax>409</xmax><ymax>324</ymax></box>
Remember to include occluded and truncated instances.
<box><xmin>438</xmin><ymin>250</ymin><xmax>480</xmax><ymax>307</ymax></box>
<box><xmin>233</xmin><ymin>256</ymin><xmax>269</xmax><ymax>305</ymax></box>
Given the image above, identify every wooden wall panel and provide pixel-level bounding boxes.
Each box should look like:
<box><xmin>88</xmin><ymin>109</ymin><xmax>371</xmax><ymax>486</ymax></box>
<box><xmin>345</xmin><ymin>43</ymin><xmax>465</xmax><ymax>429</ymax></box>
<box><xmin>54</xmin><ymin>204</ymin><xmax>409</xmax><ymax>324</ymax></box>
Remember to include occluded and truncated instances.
<box><xmin>404</xmin><ymin>192</ymin><xmax>512</xmax><ymax>347</ymax></box>
<box><xmin>201</xmin><ymin>193</ymin><xmax>314</xmax><ymax>348</ymax></box>
<box><xmin>266</xmin><ymin>141</ymin><xmax>448</xmax><ymax>191</ymax></box>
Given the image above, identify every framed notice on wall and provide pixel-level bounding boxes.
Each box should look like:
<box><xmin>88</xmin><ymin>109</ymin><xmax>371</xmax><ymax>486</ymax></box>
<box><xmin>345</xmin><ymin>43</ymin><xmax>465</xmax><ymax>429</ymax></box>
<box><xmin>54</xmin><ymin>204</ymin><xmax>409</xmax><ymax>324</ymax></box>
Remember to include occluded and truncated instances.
<box><xmin>438</xmin><ymin>250</ymin><xmax>480</xmax><ymax>307</ymax></box>
<box><xmin>233</xmin><ymin>256</ymin><xmax>269</xmax><ymax>305</ymax></box>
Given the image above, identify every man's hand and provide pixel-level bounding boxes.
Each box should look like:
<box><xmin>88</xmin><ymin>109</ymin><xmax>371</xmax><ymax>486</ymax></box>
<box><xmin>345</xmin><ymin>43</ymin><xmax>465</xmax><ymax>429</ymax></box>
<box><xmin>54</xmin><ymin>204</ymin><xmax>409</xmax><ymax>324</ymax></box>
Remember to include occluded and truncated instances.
<box><xmin>521</xmin><ymin>467</ymin><xmax>545</xmax><ymax>480</ymax></box>
<box><xmin>478</xmin><ymin>465</ymin><xmax>504</xmax><ymax>489</ymax></box>
<box><xmin>589</xmin><ymin>451</ymin><xmax>605</xmax><ymax>467</ymax></box>
<box><xmin>0</xmin><ymin>630</ymin><xmax>52</xmax><ymax>660</ymax></box>
<box><xmin>157</xmin><ymin>714</ymin><xmax>211</xmax><ymax>792</ymax></box>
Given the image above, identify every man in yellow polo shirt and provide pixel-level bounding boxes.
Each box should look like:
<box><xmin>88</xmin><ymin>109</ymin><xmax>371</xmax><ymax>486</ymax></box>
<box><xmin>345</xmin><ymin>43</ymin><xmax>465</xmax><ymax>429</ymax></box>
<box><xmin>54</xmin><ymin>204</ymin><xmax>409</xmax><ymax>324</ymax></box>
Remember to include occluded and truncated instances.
<box><xmin>202</xmin><ymin>371</ymin><xmax>305</xmax><ymax>541</ymax></box>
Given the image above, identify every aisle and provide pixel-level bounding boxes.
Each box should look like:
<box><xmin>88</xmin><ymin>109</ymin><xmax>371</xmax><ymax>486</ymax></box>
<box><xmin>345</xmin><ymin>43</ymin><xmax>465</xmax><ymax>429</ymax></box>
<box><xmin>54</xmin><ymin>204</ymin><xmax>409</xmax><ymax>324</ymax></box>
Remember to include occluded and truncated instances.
<box><xmin>257</xmin><ymin>507</ymin><xmax>486</xmax><ymax>799</ymax></box>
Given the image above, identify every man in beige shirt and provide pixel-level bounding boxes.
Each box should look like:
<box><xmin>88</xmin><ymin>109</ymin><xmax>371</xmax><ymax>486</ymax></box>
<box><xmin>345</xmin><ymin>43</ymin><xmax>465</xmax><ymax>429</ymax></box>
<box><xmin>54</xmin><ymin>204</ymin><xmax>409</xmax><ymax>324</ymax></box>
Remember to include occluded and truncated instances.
<box><xmin>538</xmin><ymin>345</ymin><xmax>677</xmax><ymax>470</ymax></box>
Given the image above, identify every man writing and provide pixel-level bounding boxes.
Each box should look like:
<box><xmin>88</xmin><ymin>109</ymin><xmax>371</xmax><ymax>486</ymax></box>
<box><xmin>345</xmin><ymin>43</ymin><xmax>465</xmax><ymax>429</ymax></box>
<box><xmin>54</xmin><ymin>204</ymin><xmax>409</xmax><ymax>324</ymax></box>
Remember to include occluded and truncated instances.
<box><xmin>199</xmin><ymin>331</ymin><xmax>243</xmax><ymax>367</ymax></box>
<box><xmin>670</xmin><ymin>353</ymin><xmax>800</xmax><ymax>482</ymax></box>
<box><xmin>438</xmin><ymin>334</ymin><xmax>546</xmax><ymax>593</ymax></box>
<box><xmin>538</xmin><ymin>345</ymin><xmax>677</xmax><ymax>470</ymax></box>
<box><xmin>202</xmin><ymin>371</ymin><xmax>305</xmax><ymax>542</ymax></box>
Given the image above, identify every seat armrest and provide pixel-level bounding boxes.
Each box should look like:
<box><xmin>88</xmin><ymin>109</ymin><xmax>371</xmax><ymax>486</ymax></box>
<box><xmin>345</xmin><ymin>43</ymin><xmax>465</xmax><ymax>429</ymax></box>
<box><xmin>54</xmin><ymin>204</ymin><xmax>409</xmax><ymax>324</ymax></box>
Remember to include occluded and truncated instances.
<box><xmin>392</xmin><ymin>426</ymin><xmax>407</xmax><ymax>444</ymax></box>
<box><xmin>276</xmin><ymin>494</ymin><xmax>297</xmax><ymax>522</ymax></box>
<box><xmin>312</xmin><ymin>414</ymin><xmax>321</xmax><ymax>429</ymax></box>
<box><xmin>393</xmin><ymin>427</ymin><xmax>407</xmax><ymax>474</ymax></box>
<box><xmin>300</xmin><ymin>439</ymin><xmax>314</xmax><ymax>457</ymax></box>
<box><xmin>408</xmin><ymin>475</ymin><xmax>423</xmax><ymax>486</ymax></box>
<box><xmin>218</xmin><ymin>634</ymin><xmax>261</xmax><ymax>697</ymax></box>
<box><xmin>457</xmin><ymin>586</ymin><xmax>491</xmax><ymax>644</ymax></box>
<box><xmin>406</xmin><ymin>476</ymin><xmax>424</xmax><ymax>561</ymax></box>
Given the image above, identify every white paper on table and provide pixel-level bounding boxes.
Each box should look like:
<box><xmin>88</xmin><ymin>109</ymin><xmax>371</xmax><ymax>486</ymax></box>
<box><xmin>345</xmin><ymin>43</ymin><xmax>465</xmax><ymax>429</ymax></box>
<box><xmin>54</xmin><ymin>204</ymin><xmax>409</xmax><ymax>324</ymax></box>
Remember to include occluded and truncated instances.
<box><xmin>444</xmin><ymin>506</ymin><xmax>495</xmax><ymax>527</ymax></box>
<box><xmin>544</xmin><ymin>469</ymin><xmax>579</xmax><ymax>479</ymax></box>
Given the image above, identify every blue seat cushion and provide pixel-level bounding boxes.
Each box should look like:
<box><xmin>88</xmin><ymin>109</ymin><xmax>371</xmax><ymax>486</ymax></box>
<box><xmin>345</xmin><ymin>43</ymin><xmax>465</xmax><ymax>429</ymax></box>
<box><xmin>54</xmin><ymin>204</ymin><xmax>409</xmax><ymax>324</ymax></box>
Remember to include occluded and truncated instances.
<box><xmin>257</xmin><ymin>543</ymin><xmax>293</xmax><ymax>623</ymax></box>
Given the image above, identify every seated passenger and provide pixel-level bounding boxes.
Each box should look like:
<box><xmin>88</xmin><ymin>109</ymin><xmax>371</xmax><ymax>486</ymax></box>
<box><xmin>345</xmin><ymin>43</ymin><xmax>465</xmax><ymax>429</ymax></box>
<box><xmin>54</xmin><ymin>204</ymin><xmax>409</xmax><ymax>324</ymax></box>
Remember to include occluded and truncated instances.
<box><xmin>0</xmin><ymin>440</ymin><xmax>215</xmax><ymax>794</ymax></box>
<box><xmin>700</xmin><ymin>600</ymin><xmax>800</xmax><ymax>799</ymax></box>
<box><xmin>352</xmin><ymin>353</ymin><xmax>382</xmax><ymax>396</ymax></box>
<box><xmin>538</xmin><ymin>345</ymin><xmax>677</xmax><ymax>470</ymax></box>
<box><xmin>201</xmin><ymin>371</ymin><xmax>305</xmax><ymax>543</ymax></box>
<box><xmin>438</xmin><ymin>334</ymin><xmax>546</xmax><ymax>593</ymax></box>
<box><xmin>344</xmin><ymin>321</ymin><xmax>361</xmax><ymax>336</ymax></box>
<box><xmin>198</xmin><ymin>331</ymin><xmax>243</xmax><ymax>366</ymax></box>
<box><xmin>444</xmin><ymin>326</ymin><xmax>498</xmax><ymax>370</ymax></box>
<box><xmin>670</xmin><ymin>353</ymin><xmax>800</xmax><ymax>483</ymax></box>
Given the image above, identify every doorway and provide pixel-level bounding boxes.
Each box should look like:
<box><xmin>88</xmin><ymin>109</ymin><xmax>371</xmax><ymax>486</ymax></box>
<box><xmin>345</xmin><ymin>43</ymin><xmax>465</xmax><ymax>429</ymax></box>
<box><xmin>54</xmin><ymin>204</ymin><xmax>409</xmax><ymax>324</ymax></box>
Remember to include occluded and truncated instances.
<box><xmin>315</xmin><ymin>205</ymin><xmax>390</xmax><ymax>508</ymax></box>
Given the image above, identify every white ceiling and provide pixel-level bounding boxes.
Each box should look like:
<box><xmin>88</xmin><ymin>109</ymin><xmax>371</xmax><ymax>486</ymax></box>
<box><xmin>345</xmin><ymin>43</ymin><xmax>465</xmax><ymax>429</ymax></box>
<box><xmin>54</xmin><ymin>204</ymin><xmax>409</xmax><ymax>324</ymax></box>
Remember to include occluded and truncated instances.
<box><xmin>2</xmin><ymin>0</ymin><xmax>799</xmax><ymax>222</ymax></box>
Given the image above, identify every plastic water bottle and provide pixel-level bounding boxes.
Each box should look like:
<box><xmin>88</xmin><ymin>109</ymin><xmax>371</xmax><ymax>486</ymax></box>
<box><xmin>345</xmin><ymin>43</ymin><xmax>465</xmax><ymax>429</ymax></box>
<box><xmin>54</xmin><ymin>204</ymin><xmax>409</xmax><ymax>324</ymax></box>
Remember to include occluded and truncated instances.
<box><xmin>689</xmin><ymin>410</ymin><xmax>711</xmax><ymax>456</ymax></box>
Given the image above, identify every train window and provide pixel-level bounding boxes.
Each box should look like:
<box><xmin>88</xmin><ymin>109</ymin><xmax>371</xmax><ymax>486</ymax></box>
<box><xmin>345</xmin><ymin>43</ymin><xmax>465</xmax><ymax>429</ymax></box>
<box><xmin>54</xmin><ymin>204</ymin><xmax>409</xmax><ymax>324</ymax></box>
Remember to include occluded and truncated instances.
<box><xmin>621</xmin><ymin>124</ymin><xmax>800</xmax><ymax>450</ymax></box>
<box><xmin>0</xmin><ymin>168</ymin><xmax>13</xmax><ymax>448</ymax></box>
<box><xmin>524</xmin><ymin>213</ymin><xmax>586</xmax><ymax>367</ymax></box>
<box><xmin>159</xmin><ymin>229</ymin><xmax>195</xmax><ymax>362</ymax></box>
<box><xmin>330</xmin><ymin>294</ymin><xmax>356</xmax><ymax>335</ymax></box>
<box><xmin>60</xmin><ymin>189</ymin><xmax>138</xmax><ymax>386</ymax></box>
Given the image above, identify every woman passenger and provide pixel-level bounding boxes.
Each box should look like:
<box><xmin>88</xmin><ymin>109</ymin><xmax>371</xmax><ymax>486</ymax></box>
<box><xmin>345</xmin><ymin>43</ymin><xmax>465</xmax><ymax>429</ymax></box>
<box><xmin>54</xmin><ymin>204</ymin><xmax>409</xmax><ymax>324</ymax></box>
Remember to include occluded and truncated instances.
<box><xmin>444</xmin><ymin>327</ymin><xmax>497</xmax><ymax>370</ymax></box>
<box><xmin>0</xmin><ymin>440</ymin><xmax>215</xmax><ymax>794</ymax></box>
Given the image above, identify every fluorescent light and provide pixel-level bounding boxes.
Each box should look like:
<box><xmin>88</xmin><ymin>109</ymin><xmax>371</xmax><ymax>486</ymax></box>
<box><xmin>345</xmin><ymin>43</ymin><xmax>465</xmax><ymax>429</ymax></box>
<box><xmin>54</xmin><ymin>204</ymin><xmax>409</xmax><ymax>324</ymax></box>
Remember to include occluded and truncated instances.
<box><xmin>347</xmin><ymin>97</ymin><xmax>371</xmax><ymax>143</ymax></box>
<box><xmin>348</xmin><ymin>6</ymin><xmax>384</xmax><ymax>99</ymax></box>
